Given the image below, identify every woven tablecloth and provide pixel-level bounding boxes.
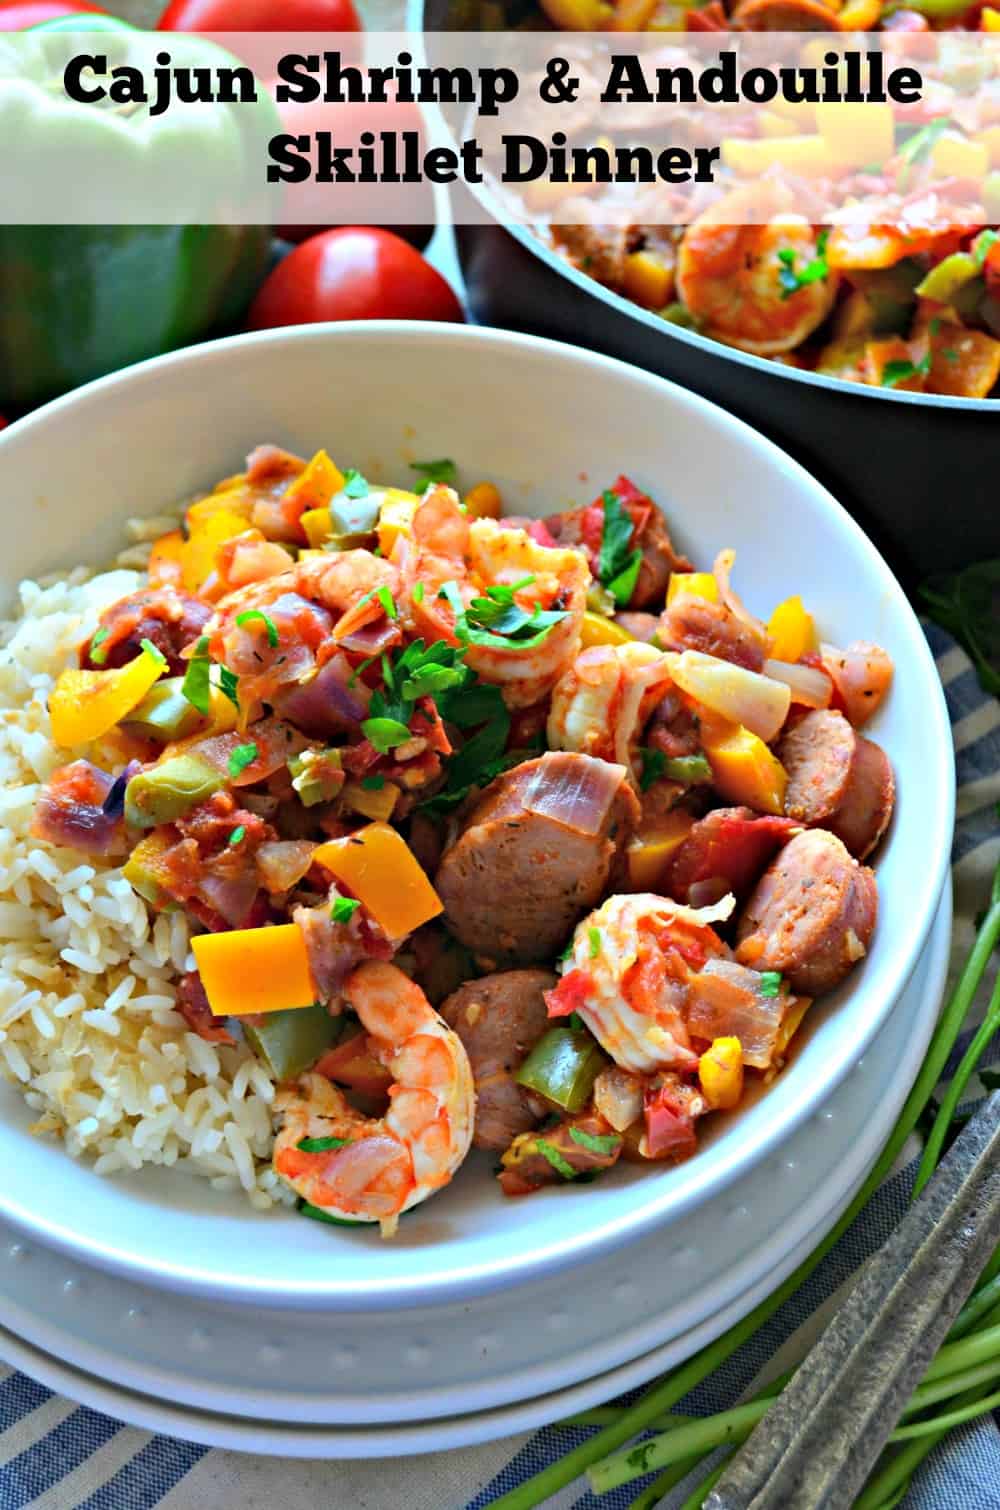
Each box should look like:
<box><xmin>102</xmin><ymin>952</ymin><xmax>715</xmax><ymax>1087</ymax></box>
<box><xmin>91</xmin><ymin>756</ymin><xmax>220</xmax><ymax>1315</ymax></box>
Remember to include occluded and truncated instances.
<box><xmin>1</xmin><ymin>620</ymin><xmax>998</xmax><ymax>1510</ymax></box>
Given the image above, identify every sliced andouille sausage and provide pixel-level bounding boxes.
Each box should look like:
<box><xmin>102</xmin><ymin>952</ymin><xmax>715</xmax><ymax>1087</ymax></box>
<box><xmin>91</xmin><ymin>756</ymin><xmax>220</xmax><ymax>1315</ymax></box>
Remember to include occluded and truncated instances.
<box><xmin>779</xmin><ymin>709</ymin><xmax>894</xmax><ymax>861</ymax></box>
<box><xmin>440</xmin><ymin>970</ymin><xmax>555</xmax><ymax>1151</ymax></box>
<box><xmin>657</xmin><ymin>595</ymin><xmax>768</xmax><ymax>672</ymax></box>
<box><xmin>667</xmin><ymin>806</ymin><xmax>799</xmax><ymax>907</ymax></box>
<box><xmin>735</xmin><ymin>828</ymin><xmax>878</xmax><ymax>995</ymax></box>
<box><xmin>434</xmin><ymin>751</ymin><xmax>640</xmax><ymax>966</ymax></box>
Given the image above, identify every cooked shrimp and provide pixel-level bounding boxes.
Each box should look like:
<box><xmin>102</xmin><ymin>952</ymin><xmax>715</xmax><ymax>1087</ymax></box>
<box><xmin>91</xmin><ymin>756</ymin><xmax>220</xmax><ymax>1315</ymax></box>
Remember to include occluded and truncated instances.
<box><xmin>397</xmin><ymin>486</ymin><xmax>589</xmax><ymax>708</ymax></box>
<box><xmin>548</xmin><ymin>892</ymin><xmax>734</xmax><ymax>1073</ymax></box>
<box><xmin>547</xmin><ymin>641</ymin><xmax>674</xmax><ymax>785</ymax></box>
<box><xmin>677</xmin><ymin>187</ymin><xmax>839</xmax><ymax>356</ymax></box>
<box><xmin>272</xmin><ymin>961</ymin><xmax>474</xmax><ymax>1236</ymax></box>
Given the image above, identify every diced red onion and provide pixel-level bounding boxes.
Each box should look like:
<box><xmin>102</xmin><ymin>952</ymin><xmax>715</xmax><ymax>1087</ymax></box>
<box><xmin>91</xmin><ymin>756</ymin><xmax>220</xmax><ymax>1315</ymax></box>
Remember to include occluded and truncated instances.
<box><xmin>521</xmin><ymin>751</ymin><xmax>627</xmax><ymax>836</ymax></box>
<box><xmin>274</xmin><ymin>654</ymin><xmax>370</xmax><ymax>738</ymax></box>
<box><xmin>256</xmin><ymin>841</ymin><xmax>316</xmax><ymax>895</ymax></box>
<box><xmin>197</xmin><ymin>873</ymin><xmax>261</xmax><ymax>928</ymax></box>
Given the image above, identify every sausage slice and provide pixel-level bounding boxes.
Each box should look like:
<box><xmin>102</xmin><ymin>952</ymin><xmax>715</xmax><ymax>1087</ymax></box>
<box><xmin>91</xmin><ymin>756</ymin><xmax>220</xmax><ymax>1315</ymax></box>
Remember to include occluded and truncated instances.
<box><xmin>440</xmin><ymin>970</ymin><xmax>555</xmax><ymax>1151</ymax></box>
<box><xmin>779</xmin><ymin>709</ymin><xmax>894</xmax><ymax>861</ymax></box>
<box><xmin>735</xmin><ymin>829</ymin><xmax>878</xmax><ymax>995</ymax></box>
<box><xmin>435</xmin><ymin>752</ymin><xmax>640</xmax><ymax>965</ymax></box>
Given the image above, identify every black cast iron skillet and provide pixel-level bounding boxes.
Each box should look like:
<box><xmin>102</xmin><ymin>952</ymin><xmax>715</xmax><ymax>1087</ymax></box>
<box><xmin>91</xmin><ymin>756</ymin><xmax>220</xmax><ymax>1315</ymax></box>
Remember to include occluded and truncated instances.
<box><xmin>420</xmin><ymin>0</ymin><xmax>999</xmax><ymax>582</ymax></box>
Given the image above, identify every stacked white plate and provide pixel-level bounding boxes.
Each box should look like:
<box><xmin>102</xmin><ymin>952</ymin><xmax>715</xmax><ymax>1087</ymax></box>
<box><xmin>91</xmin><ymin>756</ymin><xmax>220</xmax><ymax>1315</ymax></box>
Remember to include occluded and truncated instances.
<box><xmin>0</xmin><ymin>324</ymin><xmax>955</xmax><ymax>1454</ymax></box>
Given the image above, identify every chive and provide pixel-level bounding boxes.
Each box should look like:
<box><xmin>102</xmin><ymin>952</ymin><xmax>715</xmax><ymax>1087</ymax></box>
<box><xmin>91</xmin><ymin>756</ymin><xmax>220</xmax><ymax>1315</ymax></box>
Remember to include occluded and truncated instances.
<box><xmin>297</xmin><ymin>1135</ymin><xmax>352</xmax><ymax>1152</ymax></box>
<box><xmin>228</xmin><ymin>824</ymin><xmax>246</xmax><ymax>846</ymax></box>
<box><xmin>638</xmin><ymin>746</ymin><xmax>667</xmax><ymax>792</ymax></box>
<box><xmin>588</xmin><ymin>926</ymin><xmax>602</xmax><ymax>959</ymax></box>
<box><xmin>569</xmin><ymin>1126</ymin><xmax>620</xmax><ymax>1156</ymax></box>
<box><xmin>331</xmin><ymin>896</ymin><xmax>361</xmax><ymax>924</ymax></box>
<box><xmin>89</xmin><ymin>626</ymin><xmax>110</xmax><ymax>665</ymax></box>
<box><xmin>180</xmin><ymin>635</ymin><xmax>212</xmax><ymax>715</ymax></box>
<box><xmin>376</xmin><ymin>586</ymin><xmax>398</xmax><ymax>620</ymax></box>
<box><xmin>235</xmin><ymin>609</ymin><xmax>279</xmax><ymax>648</ymax></box>
<box><xmin>536</xmin><ymin>1138</ymin><xmax>577</xmax><ymax>1180</ymax></box>
<box><xmin>219</xmin><ymin>666</ymin><xmax>240</xmax><ymax>707</ymax></box>
<box><xmin>413</xmin><ymin>581</ymin><xmax>425</xmax><ymax>604</ymax></box>
<box><xmin>759</xmin><ymin>971</ymin><xmax>782</xmax><ymax>998</ymax></box>
<box><xmin>227</xmin><ymin>742</ymin><xmax>258</xmax><ymax>778</ymax></box>
<box><xmin>140</xmin><ymin>638</ymin><xmax>168</xmax><ymax>669</ymax></box>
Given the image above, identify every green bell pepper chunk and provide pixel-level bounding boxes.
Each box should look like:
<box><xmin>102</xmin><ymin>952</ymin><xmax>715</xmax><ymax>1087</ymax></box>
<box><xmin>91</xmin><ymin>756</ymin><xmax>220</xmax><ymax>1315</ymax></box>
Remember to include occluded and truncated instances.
<box><xmin>915</xmin><ymin>253</ymin><xmax>979</xmax><ymax>305</ymax></box>
<box><xmin>245</xmin><ymin>1004</ymin><xmax>345</xmax><ymax>1082</ymax></box>
<box><xmin>516</xmin><ymin>1028</ymin><xmax>608</xmax><ymax>1114</ymax></box>
<box><xmin>662</xmin><ymin>753</ymin><xmax>713</xmax><ymax>784</ymax></box>
<box><xmin>0</xmin><ymin>25</ymin><xmax>276</xmax><ymax>405</ymax></box>
<box><xmin>123</xmin><ymin>677</ymin><xmax>206</xmax><ymax>743</ymax></box>
<box><xmin>124</xmin><ymin>753</ymin><xmax>223</xmax><ymax>828</ymax></box>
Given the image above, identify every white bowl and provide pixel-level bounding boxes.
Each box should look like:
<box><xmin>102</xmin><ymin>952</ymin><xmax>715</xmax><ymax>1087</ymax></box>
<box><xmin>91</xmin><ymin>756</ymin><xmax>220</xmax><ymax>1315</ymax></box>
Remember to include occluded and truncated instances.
<box><xmin>0</xmin><ymin>322</ymin><xmax>954</xmax><ymax>1309</ymax></box>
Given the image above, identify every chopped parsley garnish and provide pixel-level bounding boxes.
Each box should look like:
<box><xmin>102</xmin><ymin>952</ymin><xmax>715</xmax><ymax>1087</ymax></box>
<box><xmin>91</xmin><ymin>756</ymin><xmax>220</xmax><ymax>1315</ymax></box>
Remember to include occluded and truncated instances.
<box><xmin>228</xmin><ymin>824</ymin><xmax>246</xmax><ymax>846</ymax></box>
<box><xmin>776</xmin><ymin>230</ymin><xmax>829</xmax><ymax>302</ymax></box>
<box><xmin>89</xmin><ymin>627</ymin><xmax>110</xmax><ymax>665</ymax></box>
<box><xmin>638</xmin><ymin>746</ymin><xmax>667</xmax><ymax>792</ymax></box>
<box><xmin>298</xmin><ymin>1198</ymin><xmax>363</xmax><ymax>1226</ymax></box>
<box><xmin>330</xmin><ymin>896</ymin><xmax>361</xmax><ymax>924</ymax></box>
<box><xmin>298</xmin><ymin>1135</ymin><xmax>352</xmax><ymax>1152</ymax></box>
<box><xmin>598</xmin><ymin>490</ymin><xmax>642</xmax><ymax>607</ymax></box>
<box><xmin>881</xmin><ymin>353</ymin><xmax>931</xmax><ymax>389</ymax></box>
<box><xmin>140</xmin><ymin>637</ymin><xmax>168</xmax><ymax>670</ymax></box>
<box><xmin>438</xmin><ymin>576</ymin><xmax>568</xmax><ymax>651</ymax></box>
<box><xmin>227</xmin><ymin>742</ymin><xmax>258</xmax><ymax>778</ymax></box>
<box><xmin>535</xmin><ymin>1139</ymin><xmax>577</xmax><ymax>1180</ymax></box>
<box><xmin>235</xmin><ymin>609</ymin><xmax>279</xmax><ymax>648</ymax></box>
<box><xmin>180</xmin><ymin>635</ymin><xmax>212</xmax><ymax>715</ymax></box>
<box><xmin>588</xmin><ymin>926</ymin><xmax>602</xmax><ymax>958</ymax></box>
<box><xmin>342</xmin><ymin>468</ymin><xmax>369</xmax><ymax>499</ymax></box>
<box><xmin>569</xmin><ymin>1126</ymin><xmax>621</xmax><ymax>1156</ymax></box>
<box><xmin>219</xmin><ymin>666</ymin><xmax>240</xmax><ymax>707</ymax></box>
<box><xmin>759</xmin><ymin>971</ymin><xmax>783</xmax><ymax>998</ymax></box>
<box><xmin>409</xmin><ymin>457</ymin><xmax>456</xmax><ymax>493</ymax></box>
<box><xmin>361</xmin><ymin>774</ymin><xmax>385</xmax><ymax>791</ymax></box>
<box><xmin>361</xmin><ymin>716</ymin><xmax>412</xmax><ymax>753</ymax></box>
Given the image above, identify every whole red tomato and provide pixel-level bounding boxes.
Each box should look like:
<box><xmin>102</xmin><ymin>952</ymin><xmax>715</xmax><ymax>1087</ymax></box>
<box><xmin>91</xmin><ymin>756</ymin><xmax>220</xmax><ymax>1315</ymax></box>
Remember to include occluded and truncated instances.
<box><xmin>157</xmin><ymin>0</ymin><xmax>360</xmax><ymax>30</ymax></box>
<box><xmin>270</xmin><ymin>83</ymin><xmax>433</xmax><ymax>247</ymax></box>
<box><xmin>0</xmin><ymin>0</ymin><xmax>102</xmax><ymax>26</ymax></box>
<box><xmin>248</xmin><ymin>229</ymin><xmax>463</xmax><ymax>329</ymax></box>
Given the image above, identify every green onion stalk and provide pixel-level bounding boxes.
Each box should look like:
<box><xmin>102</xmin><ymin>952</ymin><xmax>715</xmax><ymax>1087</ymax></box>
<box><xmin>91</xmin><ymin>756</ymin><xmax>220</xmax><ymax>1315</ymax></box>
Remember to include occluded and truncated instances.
<box><xmin>490</xmin><ymin>860</ymin><xmax>1000</xmax><ymax>1510</ymax></box>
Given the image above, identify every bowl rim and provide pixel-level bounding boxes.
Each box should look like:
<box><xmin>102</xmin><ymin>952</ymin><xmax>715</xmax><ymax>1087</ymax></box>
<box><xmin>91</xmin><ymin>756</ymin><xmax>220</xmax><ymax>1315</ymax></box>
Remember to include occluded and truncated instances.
<box><xmin>413</xmin><ymin>0</ymin><xmax>999</xmax><ymax>415</ymax></box>
<box><xmin>0</xmin><ymin>320</ymin><xmax>956</xmax><ymax>1306</ymax></box>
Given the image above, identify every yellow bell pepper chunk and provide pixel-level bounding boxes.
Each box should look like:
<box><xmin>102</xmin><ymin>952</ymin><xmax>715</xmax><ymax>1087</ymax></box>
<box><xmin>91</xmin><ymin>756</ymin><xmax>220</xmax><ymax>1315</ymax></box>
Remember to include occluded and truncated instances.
<box><xmin>722</xmin><ymin>136</ymin><xmax>835</xmax><ymax>178</ymax></box>
<box><xmin>701</xmin><ymin>720</ymin><xmax>788</xmax><ymax>816</ymax></box>
<box><xmin>758</xmin><ymin>111</ymin><xmax>799</xmax><ymax>140</ymax></box>
<box><xmin>699</xmin><ymin>1037</ymin><xmax>744</xmax><ymax>1111</ymax></box>
<box><xmin>982</xmin><ymin>5</ymin><xmax>1000</xmax><ymax>24</ymax></box>
<box><xmin>464</xmin><ymin>482</ymin><xmax>503</xmax><ymax>520</ymax></box>
<box><xmin>376</xmin><ymin>489</ymin><xmax>421</xmax><ymax>557</ymax></box>
<box><xmin>975</xmin><ymin>124</ymin><xmax>1000</xmax><ymax>165</ymax></box>
<box><xmin>767</xmin><ymin>595</ymin><xmax>816</xmax><ymax>663</ymax></box>
<box><xmin>579</xmin><ymin>611</ymin><xmax>634</xmax><ymax>649</ymax></box>
<box><xmin>537</xmin><ymin>0</ymin><xmax>613</xmax><ymax>28</ymax></box>
<box><xmin>193</xmin><ymin>924</ymin><xmax>317</xmax><ymax>1018</ymax></box>
<box><xmin>340</xmin><ymin>779</ymin><xmax>400</xmax><ymax>823</ymax></box>
<box><xmin>186</xmin><ymin>492</ymin><xmax>253</xmax><ymax>533</ymax></box>
<box><xmin>622</xmin><ymin>250</ymin><xmax>675</xmax><ymax>311</ymax></box>
<box><xmin>49</xmin><ymin>645</ymin><xmax>166</xmax><ymax>748</ymax></box>
<box><xmin>837</xmin><ymin>0</ymin><xmax>881</xmax><ymax>26</ymax></box>
<box><xmin>181</xmin><ymin>507</ymin><xmax>249</xmax><ymax>593</ymax></box>
<box><xmin>930</xmin><ymin>134</ymin><xmax>988</xmax><ymax>183</ymax></box>
<box><xmin>667</xmin><ymin>571</ymin><xmax>718</xmax><ymax>609</ymax></box>
<box><xmin>774</xmin><ymin>996</ymin><xmax>812</xmax><ymax>1059</ymax></box>
<box><xmin>147</xmin><ymin>529</ymin><xmax>187</xmax><ymax>587</ymax></box>
<box><xmin>626</xmin><ymin>810</ymin><xmax>695</xmax><ymax>891</ymax></box>
<box><xmin>300</xmin><ymin>507</ymin><xmax>333</xmax><ymax>550</ymax></box>
<box><xmin>280</xmin><ymin>450</ymin><xmax>344</xmax><ymax>516</ymax></box>
<box><xmin>817</xmin><ymin>103</ymin><xmax>894</xmax><ymax>168</ymax></box>
<box><xmin>312</xmin><ymin>822</ymin><xmax>443</xmax><ymax>941</ymax></box>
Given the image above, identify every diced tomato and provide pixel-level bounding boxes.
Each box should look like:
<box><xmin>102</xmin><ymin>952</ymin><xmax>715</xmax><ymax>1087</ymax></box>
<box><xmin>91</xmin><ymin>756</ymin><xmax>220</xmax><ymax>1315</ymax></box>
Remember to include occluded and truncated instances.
<box><xmin>668</xmin><ymin>811</ymin><xmax>798</xmax><ymax>908</ymax></box>
<box><xmin>644</xmin><ymin>1085</ymin><xmax>698</xmax><ymax>1160</ymax></box>
<box><xmin>412</xmin><ymin>699</ymin><xmax>452</xmax><ymax>756</ymax></box>
<box><xmin>545</xmin><ymin>968</ymin><xmax>594</xmax><ymax>1018</ymax></box>
<box><xmin>525</xmin><ymin>519</ymin><xmax>559</xmax><ymax>549</ymax></box>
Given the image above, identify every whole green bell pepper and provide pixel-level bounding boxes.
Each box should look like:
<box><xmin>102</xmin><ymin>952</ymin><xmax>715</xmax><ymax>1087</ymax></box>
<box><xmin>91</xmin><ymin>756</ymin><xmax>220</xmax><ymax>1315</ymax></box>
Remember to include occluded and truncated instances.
<box><xmin>0</xmin><ymin>20</ymin><xmax>275</xmax><ymax>405</ymax></box>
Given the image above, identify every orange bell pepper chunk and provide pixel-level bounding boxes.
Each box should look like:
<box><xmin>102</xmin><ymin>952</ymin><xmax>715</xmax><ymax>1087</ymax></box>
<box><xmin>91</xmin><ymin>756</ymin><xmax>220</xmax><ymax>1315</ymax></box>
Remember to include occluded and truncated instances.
<box><xmin>182</xmin><ymin>507</ymin><xmax>250</xmax><ymax>593</ymax></box>
<box><xmin>701</xmin><ymin>720</ymin><xmax>788</xmax><ymax>816</ymax></box>
<box><xmin>280</xmin><ymin>450</ymin><xmax>344</xmax><ymax>517</ymax></box>
<box><xmin>464</xmin><ymin>482</ymin><xmax>503</xmax><ymax>520</ymax></box>
<box><xmin>193</xmin><ymin>924</ymin><xmax>317</xmax><ymax>1017</ymax></box>
<box><xmin>312</xmin><ymin>822</ymin><xmax>443</xmax><ymax>941</ymax></box>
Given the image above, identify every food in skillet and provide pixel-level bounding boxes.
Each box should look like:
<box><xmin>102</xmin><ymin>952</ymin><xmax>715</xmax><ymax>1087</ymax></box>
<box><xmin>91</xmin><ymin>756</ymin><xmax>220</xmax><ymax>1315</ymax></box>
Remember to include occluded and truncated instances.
<box><xmin>5</xmin><ymin>451</ymin><xmax>894</xmax><ymax>1234</ymax></box>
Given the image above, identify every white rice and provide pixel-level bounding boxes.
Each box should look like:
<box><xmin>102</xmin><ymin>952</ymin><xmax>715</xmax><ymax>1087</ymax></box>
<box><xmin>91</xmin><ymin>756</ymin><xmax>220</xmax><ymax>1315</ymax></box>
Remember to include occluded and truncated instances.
<box><xmin>0</xmin><ymin>558</ymin><xmax>293</xmax><ymax>1210</ymax></box>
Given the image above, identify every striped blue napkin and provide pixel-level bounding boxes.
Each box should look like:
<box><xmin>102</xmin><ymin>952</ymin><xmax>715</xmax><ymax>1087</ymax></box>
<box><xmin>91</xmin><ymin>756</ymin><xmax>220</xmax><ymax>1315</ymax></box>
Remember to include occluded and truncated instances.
<box><xmin>1</xmin><ymin>622</ymin><xmax>997</xmax><ymax>1510</ymax></box>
